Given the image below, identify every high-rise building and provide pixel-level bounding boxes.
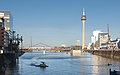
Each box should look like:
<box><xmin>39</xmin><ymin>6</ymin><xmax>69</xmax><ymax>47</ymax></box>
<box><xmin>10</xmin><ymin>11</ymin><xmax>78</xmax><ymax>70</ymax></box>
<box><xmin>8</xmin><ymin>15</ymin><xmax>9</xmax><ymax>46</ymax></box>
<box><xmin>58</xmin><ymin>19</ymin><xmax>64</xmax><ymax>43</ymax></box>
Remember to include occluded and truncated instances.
<box><xmin>81</xmin><ymin>8</ymin><xmax>86</xmax><ymax>51</ymax></box>
<box><xmin>0</xmin><ymin>11</ymin><xmax>11</xmax><ymax>32</ymax></box>
<box><xmin>0</xmin><ymin>17</ymin><xmax>4</xmax><ymax>50</ymax></box>
<box><xmin>0</xmin><ymin>11</ymin><xmax>11</xmax><ymax>51</ymax></box>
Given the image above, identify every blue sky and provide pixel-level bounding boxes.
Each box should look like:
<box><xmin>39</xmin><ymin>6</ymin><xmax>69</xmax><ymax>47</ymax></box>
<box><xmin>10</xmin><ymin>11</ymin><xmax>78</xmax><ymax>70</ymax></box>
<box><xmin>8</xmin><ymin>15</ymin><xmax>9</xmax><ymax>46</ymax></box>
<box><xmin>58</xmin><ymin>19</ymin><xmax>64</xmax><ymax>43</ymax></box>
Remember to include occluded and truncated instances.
<box><xmin>0</xmin><ymin>0</ymin><xmax>120</xmax><ymax>47</ymax></box>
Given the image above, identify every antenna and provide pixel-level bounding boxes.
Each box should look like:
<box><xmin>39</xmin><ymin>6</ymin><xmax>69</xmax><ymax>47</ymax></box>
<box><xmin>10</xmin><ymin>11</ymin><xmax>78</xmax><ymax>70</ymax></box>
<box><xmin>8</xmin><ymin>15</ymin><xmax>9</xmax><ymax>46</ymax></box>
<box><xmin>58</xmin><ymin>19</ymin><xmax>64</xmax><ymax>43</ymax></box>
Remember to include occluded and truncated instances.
<box><xmin>107</xmin><ymin>24</ymin><xmax>109</xmax><ymax>34</ymax></box>
<box><xmin>82</xmin><ymin>8</ymin><xmax>85</xmax><ymax>16</ymax></box>
<box><xmin>107</xmin><ymin>24</ymin><xmax>110</xmax><ymax>37</ymax></box>
<box><xmin>107</xmin><ymin>24</ymin><xmax>110</xmax><ymax>43</ymax></box>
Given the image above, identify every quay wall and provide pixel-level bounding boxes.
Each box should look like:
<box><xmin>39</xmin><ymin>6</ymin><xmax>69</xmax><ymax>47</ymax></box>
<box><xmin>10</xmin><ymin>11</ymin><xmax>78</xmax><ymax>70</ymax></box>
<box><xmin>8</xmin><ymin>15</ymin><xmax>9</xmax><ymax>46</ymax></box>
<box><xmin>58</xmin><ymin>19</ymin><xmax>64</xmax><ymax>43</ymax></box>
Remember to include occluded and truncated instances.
<box><xmin>0</xmin><ymin>54</ymin><xmax>5</xmax><ymax>74</ymax></box>
<box><xmin>86</xmin><ymin>50</ymin><xmax>120</xmax><ymax>60</ymax></box>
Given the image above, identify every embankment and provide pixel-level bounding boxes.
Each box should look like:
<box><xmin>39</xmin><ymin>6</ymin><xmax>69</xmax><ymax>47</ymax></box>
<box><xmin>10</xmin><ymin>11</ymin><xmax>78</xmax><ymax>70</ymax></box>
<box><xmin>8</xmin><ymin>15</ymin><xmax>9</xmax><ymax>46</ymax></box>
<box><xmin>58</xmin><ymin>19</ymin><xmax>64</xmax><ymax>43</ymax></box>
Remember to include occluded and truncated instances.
<box><xmin>86</xmin><ymin>50</ymin><xmax>120</xmax><ymax>60</ymax></box>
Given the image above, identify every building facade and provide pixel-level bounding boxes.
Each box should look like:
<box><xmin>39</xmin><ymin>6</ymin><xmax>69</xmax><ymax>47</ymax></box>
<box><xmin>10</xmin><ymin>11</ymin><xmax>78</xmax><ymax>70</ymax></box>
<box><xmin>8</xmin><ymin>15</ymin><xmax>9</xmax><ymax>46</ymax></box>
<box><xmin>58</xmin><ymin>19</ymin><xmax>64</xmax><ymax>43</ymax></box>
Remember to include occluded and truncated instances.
<box><xmin>0</xmin><ymin>18</ymin><xmax>4</xmax><ymax>50</ymax></box>
<box><xmin>0</xmin><ymin>11</ymin><xmax>11</xmax><ymax>32</ymax></box>
<box><xmin>98</xmin><ymin>32</ymin><xmax>109</xmax><ymax>49</ymax></box>
<box><xmin>0</xmin><ymin>11</ymin><xmax>13</xmax><ymax>53</ymax></box>
<box><xmin>90</xmin><ymin>30</ymin><xmax>109</xmax><ymax>50</ymax></box>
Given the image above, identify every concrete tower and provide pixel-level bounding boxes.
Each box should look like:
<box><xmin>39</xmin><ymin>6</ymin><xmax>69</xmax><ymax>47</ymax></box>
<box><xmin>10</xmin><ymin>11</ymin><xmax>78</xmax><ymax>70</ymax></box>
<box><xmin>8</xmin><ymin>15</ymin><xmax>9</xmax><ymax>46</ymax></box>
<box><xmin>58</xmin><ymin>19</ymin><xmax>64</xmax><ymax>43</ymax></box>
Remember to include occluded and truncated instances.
<box><xmin>81</xmin><ymin>8</ymin><xmax>86</xmax><ymax>51</ymax></box>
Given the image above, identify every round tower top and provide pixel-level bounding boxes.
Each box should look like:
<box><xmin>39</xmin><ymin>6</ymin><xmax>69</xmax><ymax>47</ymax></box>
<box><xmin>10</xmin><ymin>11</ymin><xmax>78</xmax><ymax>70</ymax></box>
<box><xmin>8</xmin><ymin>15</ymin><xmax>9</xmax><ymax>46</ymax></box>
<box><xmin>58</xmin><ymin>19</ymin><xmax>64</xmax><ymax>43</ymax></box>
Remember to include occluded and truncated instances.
<box><xmin>81</xmin><ymin>8</ymin><xmax>86</xmax><ymax>20</ymax></box>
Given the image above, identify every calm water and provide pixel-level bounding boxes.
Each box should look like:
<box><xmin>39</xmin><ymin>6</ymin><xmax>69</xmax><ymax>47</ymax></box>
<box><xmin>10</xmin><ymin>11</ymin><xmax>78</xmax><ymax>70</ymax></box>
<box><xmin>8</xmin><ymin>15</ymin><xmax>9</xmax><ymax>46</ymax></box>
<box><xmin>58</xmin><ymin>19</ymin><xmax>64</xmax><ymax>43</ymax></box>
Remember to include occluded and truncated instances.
<box><xmin>5</xmin><ymin>52</ymin><xmax>120</xmax><ymax>75</ymax></box>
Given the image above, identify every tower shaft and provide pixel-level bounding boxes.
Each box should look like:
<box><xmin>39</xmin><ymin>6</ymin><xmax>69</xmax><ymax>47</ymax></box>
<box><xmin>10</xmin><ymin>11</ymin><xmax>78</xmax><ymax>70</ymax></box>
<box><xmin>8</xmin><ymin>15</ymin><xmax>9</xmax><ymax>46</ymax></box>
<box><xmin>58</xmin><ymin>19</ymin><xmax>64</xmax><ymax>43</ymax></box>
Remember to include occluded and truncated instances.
<box><xmin>82</xmin><ymin>20</ymin><xmax>85</xmax><ymax>50</ymax></box>
<box><xmin>81</xmin><ymin>8</ymin><xmax>86</xmax><ymax>51</ymax></box>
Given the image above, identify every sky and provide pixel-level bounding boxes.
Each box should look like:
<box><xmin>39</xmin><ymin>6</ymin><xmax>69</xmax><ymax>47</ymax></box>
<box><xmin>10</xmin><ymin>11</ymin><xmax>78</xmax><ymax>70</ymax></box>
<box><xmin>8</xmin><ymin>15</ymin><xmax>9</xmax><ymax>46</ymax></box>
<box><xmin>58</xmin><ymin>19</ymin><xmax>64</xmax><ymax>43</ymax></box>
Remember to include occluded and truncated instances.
<box><xmin>0</xmin><ymin>0</ymin><xmax>120</xmax><ymax>47</ymax></box>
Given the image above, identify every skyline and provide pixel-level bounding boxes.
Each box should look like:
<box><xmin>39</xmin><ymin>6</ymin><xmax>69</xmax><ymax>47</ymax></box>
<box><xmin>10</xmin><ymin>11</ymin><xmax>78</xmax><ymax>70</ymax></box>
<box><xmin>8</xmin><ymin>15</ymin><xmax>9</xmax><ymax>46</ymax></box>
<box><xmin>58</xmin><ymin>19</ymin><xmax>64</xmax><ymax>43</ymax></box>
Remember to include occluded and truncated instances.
<box><xmin>0</xmin><ymin>0</ymin><xmax>120</xmax><ymax>47</ymax></box>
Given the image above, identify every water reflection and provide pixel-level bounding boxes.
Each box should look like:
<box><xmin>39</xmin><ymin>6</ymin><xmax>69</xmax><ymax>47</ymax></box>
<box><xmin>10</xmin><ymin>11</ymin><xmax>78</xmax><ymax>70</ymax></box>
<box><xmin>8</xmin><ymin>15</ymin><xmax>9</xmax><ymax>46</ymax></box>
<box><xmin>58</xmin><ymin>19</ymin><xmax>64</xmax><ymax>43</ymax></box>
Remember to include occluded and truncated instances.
<box><xmin>91</xmin><ymin>54</ymin><xmax>120</xmax><ymax>75</ymax></box>
<box><xmin>39</xmin><ymin>67</ymin><xmax>47</xmax><ymax>71</ymax></box>
<box><xmin>5</xmin><ymin>59</ymin><xmax>20</xmax><ymax>75</ymax></box>
<box><xmin>5</xmin><ymin>52</ymin><xmax>120</xmax><ymax>75</ymax></box>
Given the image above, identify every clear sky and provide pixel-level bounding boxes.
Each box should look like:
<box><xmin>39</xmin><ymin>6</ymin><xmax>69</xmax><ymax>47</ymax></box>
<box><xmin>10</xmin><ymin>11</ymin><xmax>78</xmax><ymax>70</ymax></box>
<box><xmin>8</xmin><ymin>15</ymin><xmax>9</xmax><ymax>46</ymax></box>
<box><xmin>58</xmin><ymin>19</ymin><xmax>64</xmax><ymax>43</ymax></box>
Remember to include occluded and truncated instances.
<box><xmin>0</xmin><ymin>0</ymin><xmax>120</xmax><ymax>47</ymax></box>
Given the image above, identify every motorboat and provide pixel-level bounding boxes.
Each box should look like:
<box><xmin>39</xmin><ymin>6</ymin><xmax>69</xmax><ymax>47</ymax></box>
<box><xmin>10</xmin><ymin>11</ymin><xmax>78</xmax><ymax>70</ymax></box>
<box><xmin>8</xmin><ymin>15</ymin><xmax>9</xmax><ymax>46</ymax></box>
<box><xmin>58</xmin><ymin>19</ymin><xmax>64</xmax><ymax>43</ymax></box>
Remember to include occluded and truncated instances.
<box><xmin>39</xmin><ymin>62</ymin><xmax>48</xmax><ymax>67</ymax></box>
<box><xmin>30</xmin><ymin>62</ymin><xmax>48</xmax><ymax>68</ymax></box>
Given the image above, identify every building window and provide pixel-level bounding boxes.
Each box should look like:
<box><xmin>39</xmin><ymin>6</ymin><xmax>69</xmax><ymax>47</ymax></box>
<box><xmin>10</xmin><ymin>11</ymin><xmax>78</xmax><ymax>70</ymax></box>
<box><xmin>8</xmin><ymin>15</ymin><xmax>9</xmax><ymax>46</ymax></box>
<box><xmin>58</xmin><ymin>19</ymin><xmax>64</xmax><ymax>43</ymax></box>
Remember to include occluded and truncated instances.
<box><xmin>7</xmin><ymin>20</ymin><xmax>10</xmax><ymax>22</ymax></box>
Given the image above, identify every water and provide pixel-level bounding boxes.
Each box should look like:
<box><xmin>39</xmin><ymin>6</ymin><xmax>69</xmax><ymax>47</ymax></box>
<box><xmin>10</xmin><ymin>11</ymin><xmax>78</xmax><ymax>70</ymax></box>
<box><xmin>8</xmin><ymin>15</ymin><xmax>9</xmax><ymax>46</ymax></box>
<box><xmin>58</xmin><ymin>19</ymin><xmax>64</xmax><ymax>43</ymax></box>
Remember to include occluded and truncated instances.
<box><xmin>5</xmin><ymin>52</ymin><xmax>120</xmax><ymax>75</ymax></box>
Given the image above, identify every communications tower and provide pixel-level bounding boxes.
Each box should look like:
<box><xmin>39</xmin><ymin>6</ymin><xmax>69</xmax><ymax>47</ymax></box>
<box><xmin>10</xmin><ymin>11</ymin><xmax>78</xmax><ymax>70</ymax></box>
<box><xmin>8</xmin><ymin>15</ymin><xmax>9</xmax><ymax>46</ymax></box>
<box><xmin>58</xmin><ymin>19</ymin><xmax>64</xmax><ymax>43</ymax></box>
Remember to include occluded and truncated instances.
<box><xmin>81</xmin><ymin>8</ymin><xmax>86</xmax><ymax>51</ymax></box>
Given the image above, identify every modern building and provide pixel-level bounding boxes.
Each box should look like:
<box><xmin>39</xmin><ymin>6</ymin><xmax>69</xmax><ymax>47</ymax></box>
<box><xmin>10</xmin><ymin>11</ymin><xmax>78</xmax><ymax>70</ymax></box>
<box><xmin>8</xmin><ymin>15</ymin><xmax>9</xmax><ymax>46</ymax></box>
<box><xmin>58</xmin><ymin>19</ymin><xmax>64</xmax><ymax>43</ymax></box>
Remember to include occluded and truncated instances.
<box><xmin>91</xmin><ymin>30</ymin><xmax>102</xmax><ymax>44</ymax></box>
<box><xmin>91</xmin><ymin>30</ymin><xmax>102</xmax><ymax>49</ymax></box>
<box><xmin>109</xmin><ymin>38</ymin><xmax>120</xmax><ymax>49</ymax></box>
<box><xmin>0</xmin><ymin>11</ymin><xmax>12</xmax><ymax>32</ymax></box>
<box><xmin>98</xmin><ymin>32</ymin><xmax>109</xmax><ymax>49</ymax></box>
<box><xmin>90</xmin><ymin>30</ymin><xmax>109</xmax><ymax>50</ymax></box>
<box><xmin>0</xmin><ymin>11</ymin><xmax>11</xmax><ymax>52</ymax></box>
<box><xmin>0</xmin><ymin>17</ymin><xmax>4</xmax><ymax>50</ymax></box>
<box><xmin>116</xmin><ymin>38</ymin><xmax>120</xmax><ymax>49</ymax></box>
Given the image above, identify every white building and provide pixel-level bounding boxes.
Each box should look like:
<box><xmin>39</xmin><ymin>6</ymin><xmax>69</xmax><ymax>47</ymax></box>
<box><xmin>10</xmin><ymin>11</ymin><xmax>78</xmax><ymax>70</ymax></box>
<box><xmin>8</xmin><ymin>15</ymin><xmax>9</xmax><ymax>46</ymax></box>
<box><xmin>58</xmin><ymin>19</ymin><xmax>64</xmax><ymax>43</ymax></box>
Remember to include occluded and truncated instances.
<box><xmin>87</xmin><ymin>43</ymin><xmax>92</xmax><ymax>50</ymax></box>
<box><xmin>91</xmin><ymin>30</ymin><xmax>102</xmax><ymax>43</ymax></box>
<box><xmin>109</xmin><ymin>38</ymin><xmax>120</xmax><ymax>49</ymax></box>
<box><xmin>91</xmin><ymin>30</ymin><xmax>102</xmax><ymax>49</ymax></box>
<box><xmin>90</xmin><ymin>30</ymin><xmax>109</xmax><ymax>49</ymax></box>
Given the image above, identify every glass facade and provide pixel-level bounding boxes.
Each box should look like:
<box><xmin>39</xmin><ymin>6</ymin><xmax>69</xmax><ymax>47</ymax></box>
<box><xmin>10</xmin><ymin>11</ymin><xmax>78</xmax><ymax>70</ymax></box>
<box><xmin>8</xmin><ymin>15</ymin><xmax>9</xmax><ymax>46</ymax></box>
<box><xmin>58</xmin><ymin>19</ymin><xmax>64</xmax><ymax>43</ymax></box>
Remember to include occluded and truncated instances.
<box><xmin>0</xmin><ymin>11</ymin><xmax>12</xmax><ymax>32</ymax></box>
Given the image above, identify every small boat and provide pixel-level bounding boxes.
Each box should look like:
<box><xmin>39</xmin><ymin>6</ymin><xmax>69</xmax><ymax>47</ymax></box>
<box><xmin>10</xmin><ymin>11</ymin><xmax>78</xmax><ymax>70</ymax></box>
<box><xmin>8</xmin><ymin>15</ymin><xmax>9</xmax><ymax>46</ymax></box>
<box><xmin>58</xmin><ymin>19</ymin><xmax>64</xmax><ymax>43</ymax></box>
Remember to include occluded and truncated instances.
<box><xmin>43</xmin><ymin>50</ymin><xmax>46</xmax><ymax>54</ymax></box>
<box><xmin>30</xmin><ymin>62</ymin><xmax>48</xmax><ymax>67</ymax></box>
<box><xmin>39</xmin><ymin>62</ymin><xmax>48</xmax><ymax>67</ymax></box>
<box><xmin>110</xmin><ymin>69</ymin><xmax>120</xmax><ymax>75</ymax></box>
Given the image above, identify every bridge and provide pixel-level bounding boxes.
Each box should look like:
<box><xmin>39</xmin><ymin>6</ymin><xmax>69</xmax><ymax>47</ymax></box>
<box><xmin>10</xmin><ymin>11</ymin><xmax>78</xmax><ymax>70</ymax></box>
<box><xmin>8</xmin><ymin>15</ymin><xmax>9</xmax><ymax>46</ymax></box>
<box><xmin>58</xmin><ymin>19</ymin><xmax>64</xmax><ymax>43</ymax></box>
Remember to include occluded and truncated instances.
<box><xmin>21</xmin><ymin>42</ymin><xmax>72</xmax><ymax>52</ymax></box>
<box><xmin>22</xmin><ymin>42</ymin><xmax>51</xmax><ymax>52</ymax></box>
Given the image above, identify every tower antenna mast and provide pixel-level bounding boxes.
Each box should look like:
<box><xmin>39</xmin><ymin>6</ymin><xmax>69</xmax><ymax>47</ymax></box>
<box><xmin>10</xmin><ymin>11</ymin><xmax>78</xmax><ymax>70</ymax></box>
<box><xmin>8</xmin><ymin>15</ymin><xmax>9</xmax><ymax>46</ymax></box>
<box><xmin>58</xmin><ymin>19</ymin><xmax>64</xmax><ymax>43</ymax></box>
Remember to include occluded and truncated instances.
<box><xmin>107</xmin><ymin>24</ymin><xmax>110</xmax><ymax>48</ymax></box>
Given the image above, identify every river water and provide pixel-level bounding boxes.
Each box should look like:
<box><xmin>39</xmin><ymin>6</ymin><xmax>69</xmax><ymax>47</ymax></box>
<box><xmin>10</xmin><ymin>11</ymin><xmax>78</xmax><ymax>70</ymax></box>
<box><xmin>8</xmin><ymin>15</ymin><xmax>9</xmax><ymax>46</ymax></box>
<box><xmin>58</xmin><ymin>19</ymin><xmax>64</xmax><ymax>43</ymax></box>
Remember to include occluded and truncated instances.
<box><xmin>5</xmin><ymin>52</ymin><xmax>120</xmax><ymax>75</ymax></box>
